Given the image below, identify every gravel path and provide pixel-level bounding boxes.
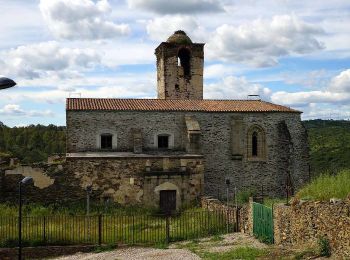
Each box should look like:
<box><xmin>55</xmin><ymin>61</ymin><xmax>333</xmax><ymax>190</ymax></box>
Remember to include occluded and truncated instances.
<box><xmin>53</xmin><ymin>247</ymin><xmax>201</xmax><ymax>260</ymax></box>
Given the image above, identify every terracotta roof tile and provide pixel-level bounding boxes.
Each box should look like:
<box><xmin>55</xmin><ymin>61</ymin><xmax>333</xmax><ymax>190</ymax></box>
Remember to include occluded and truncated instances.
<box><xmin>66</xmin><ymin>98</ymin><xmax>300</xmax><ymax>113</ymax></box>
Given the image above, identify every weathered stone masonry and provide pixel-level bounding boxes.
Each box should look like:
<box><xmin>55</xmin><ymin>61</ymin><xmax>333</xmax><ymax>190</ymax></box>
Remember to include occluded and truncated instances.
<box><xmin>66</xmin><ymin>110</ymin><xmax>309</xmax><ymax>198</ymax></box>
<box><xmin>63</xmin><ymin>30</ymin><xmax>309</xmax><ymax>209</ymax></box>
<box><xmin>65</xmin><ymin>155</ymin><xmax>204</xmax><ymax>209</ymax></box>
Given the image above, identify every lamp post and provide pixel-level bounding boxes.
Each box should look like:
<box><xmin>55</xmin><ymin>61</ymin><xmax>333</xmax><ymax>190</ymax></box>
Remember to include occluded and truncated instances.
<box><xmin>18</xmin><ymin>176</ymin><xmax>33</xmax><ymax>260</ymax></box>
<box><xmin>0</xmin><ymin>77</ymin><xmax>16</xmax><ymax>90</ymax></box>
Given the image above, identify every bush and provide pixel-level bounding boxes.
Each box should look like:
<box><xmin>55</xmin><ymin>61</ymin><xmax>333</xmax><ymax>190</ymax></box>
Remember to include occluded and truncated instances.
<box><xmin>318</xmin><ymin>236</ymin><xmax>331</xmax><ymax>257</ymax></box>
<box><xmin>297</xmin><ymin>170</ymin><xmax>350</xmax><ymax>201</ymax></box>
<box><xmin>236</xmin><ymin>188</ymin><xmax>256</xmax><ymax>205</ymax></box>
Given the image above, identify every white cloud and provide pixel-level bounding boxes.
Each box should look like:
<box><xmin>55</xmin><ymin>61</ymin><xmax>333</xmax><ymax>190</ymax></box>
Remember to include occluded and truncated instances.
<box><xmin>146</xmin><ymin>15</ymin><xmax>205</xmax><ymax>42</ymax></box>
<box><xmin>271</xmin><ymin>69</ymin><xmax>350</xmax><ymax>106</ymax></box>
<box><xmin>39</xmin><ymin>0</ymin><xmax>130</xmax><ymax>40</ymax></box>
<box><xmin>128</xmin><ymin>0</ymin><xmax>223</xmax><ymax>14</ymax></box>
<box><xmin>207</xmin><ymin>15</ymin><xmax>325</xmax><ymax>67</ymax></box>
<box><xmin>0</xmin><ymin>41</ymin><xmax>100</xmax><ymax>79</ymax></box>
<box><xmin>0</xmin><ymin>104</ymin><xmax>54</xmax><ymax>117</ymax></box>
<box><xmin>329</xmin><ymin>69</ymin><xmax>350</xmax><ymax>93</ymax></box>
<box><xmin>204</xmin><ymin>76</ymin><xmax>271</xmax><ymax>100</ymax></box>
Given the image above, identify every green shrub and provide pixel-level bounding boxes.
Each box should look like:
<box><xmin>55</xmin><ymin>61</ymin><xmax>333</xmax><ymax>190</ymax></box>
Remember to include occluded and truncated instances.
<box><xmin>236</xmin><ymin>188</ymin><xmax>257</xmax><ymax>205</ymax></box>
<box><xmin>154</xmin><ymin>240</ymin><xmax>168</xmax><ymax>249</ymax></box>
<box><xmin>318</xmin><ymin>236</ymin><xmax>331</xmax><ymax>257</ymax></box>
<box><xmin>297</xmin><ymin>170</ymin><xmax>350</xmax><ymax>201</ymax></box>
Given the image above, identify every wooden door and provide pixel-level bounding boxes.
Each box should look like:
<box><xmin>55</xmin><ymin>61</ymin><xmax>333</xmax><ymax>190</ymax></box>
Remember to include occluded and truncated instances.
<box><xmin>159</xmin><ymin>190</ymin><xmax>176</xmax><ymax>214</ymax></box>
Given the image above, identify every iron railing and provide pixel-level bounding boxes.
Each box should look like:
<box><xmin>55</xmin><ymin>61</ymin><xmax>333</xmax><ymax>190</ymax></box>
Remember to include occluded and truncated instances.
<box><xmin>0</xmin><ymin>210</ymin><xmax>237</xmax><ymax>247</ymax></box>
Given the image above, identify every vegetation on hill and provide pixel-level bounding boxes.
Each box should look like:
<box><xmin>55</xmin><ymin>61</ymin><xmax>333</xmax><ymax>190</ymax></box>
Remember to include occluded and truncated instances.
<box><xmin>0</xmin><ymin>119</ymin><xmax>349</xmax><ymax>171</ymax></box>
<box><xmin>0</xmin><ymin>122</ymin><xmax>65</xmax><ymax>164</ymax></box>
<box><xmin>303</xmin><ymin>120</ymin><xmax>350</xmax><ymax>175</ymax></box>
<box><xmin>296</xmin><ymin>169</ymin><xmax>350</xmax><ymax>201</ymax></box>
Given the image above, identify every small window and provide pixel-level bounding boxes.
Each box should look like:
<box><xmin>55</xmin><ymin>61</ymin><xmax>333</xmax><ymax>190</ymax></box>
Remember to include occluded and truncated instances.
<box><xmin>252</xmin><ymin>132</ymin><xmax>258</xmax><ymax>156</ymax></box>
<box><xmin>101</xmin><ymin>134</ymin><xmax>112</xmax><ymax>149</ymax></box>
<box><xmin>158</xmin><ymin>135</ymin><xmax>169</xmax><ymax>149</ymax></box>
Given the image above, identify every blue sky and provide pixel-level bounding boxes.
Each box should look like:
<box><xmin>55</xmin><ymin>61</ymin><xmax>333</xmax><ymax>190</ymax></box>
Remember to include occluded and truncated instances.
<box><xmin>1</xmin><ymin>0</ymin><xmax>350</xmax><ymax>126</ymax></box>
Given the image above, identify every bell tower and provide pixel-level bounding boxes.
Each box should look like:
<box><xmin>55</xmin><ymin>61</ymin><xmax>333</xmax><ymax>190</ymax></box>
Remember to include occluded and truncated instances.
<box><xmin>155</xmin><ymin>30</ymin><xmax>204</xmax><ymax>100</ymax></box>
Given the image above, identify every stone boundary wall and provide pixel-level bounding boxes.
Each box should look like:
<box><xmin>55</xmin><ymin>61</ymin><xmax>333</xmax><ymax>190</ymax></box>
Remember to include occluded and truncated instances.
<box><xmin>274</xmin><ymin>198</ymin><xmax>350</xmax><ymax>257</ymax></box>
<box><xmin>0</xmin><ymin>245</ymin><xmax>95</xmax><ymax>259</ymax></box>
<box><xmin>200</xmin><ymin>196</ymin><xmax>252</xmax><ymax>233</ymax></box>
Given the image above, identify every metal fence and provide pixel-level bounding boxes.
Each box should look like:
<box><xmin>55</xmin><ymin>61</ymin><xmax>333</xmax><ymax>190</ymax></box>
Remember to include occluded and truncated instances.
<box><xmin>0</xmin><ymin>210</ymin><xmax>237</xmax><ymax>247</ymax></box>
<box><xmin>252</xmin><ymin>202</ymin><xmax>274</xmax><ymax>244</ymax></box>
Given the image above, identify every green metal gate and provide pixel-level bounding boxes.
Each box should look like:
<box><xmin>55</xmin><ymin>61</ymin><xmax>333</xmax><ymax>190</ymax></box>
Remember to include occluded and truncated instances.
<box><xmin>252</xmin><ymin>202</ymin><xmax>274</xmax><ymax>243</ymax></box>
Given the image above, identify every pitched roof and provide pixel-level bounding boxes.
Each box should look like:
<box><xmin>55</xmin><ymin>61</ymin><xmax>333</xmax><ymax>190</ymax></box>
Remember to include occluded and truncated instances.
<box><xmin>66</xmin><ymin>98</ymin><xmax>300</xmax><ymax>113</ymax></box>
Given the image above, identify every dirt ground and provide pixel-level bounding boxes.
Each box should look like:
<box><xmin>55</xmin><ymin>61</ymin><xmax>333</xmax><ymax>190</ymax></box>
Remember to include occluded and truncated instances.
<box><xmin>52</xmin><ymin>247</ymin><xmax>200</xmax><ymax>260</ymax></box>
<box><xmin>51</xmin><ymin>233</ymin><xmax>339</xmax><ymax>260</ymax></box>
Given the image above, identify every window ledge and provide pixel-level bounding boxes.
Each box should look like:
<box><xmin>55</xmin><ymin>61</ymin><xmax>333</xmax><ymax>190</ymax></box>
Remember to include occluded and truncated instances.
<box><xmin>247</xmin><ymin>157</ymin><xmax>267</xmax><ymax>162</ymax></box>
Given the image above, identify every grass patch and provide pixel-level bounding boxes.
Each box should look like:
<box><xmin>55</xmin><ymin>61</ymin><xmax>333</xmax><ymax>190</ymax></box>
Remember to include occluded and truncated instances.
<box><xmin>94</xmin><ymin>244</ymin><xmax>117</xmax><ymax>253</ymax></box>
<box><xmin>263</xmin><ymin>198</ymin><xmax>285</xmax><ymax>208</ymax></box>
<box><xmin>201</xmin><ymin>247</ymin><xmax>268</xmax><ymax>260</ymax></box>
<box><xmin>297</xmin><ymin>169</ymin><xmax>350</xmax><ymax>201</ymax></box>
<box><xmin>210</xmin><ymin>234</ymin><xmax>224</xmax><ymax>242</ymax></box>
<box><xmin>154</xmin><ymin>240</ymin><xmax>168</xmax><ymax>249</ymax></box>
<box><xmin>0</xmin><ymin>202</ymin><xmax>155</xmax><ymax>217</ymax></box>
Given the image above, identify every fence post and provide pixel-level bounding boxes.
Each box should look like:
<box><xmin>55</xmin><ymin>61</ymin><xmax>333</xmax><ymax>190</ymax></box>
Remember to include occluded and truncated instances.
<box><xmin>165</xmin><ymin>215</ymin><xmax>170</xmax><ymax>244</ymax></box>
<box><xmin>235</xmin><ymin>207</ymin><xmax>239</xmax><ymax>232</ymax></box>
<box><xmin>43</xmin><ymin>216</ymin><xmax>46</xmax><ymax>243</ymax></box>
<box><xmin>98</xmin><ymin>215</ymin><xmax>102</xmax><ymax>246</ymax></box>
<box><xmin>132</xmin><ymin>215</ymin><xmax>135</xmax><ymax>245</ymax></box>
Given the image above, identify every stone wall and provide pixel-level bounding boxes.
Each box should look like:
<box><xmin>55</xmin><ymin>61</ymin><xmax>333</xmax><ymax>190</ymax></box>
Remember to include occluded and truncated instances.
<box><xmin>0</xmin><ymin>164</ymin><xmax>86</xmax><ymax>204</ymax></box>
<box><xmin>66</xmin><ymin>155</ymin><xmax>204</xmax><ymax>208</ymax></box>
<box><xmin>0</xmin><ymin>245</ymin><xmax>95</xmax><ymax>259</ymax></box>
<box><xmin>67</xmin><ymin>110</ymin><xmax>309</xmax><ymax>198</ymax></box>
<box><xmin>200</xmin><ymin>196</ymin><xmax>252</xmax><ymax>233</ymax></box>
<box><xmin>274</xmin><ymin>199</ymin><xmax>350</xmax><ymax>257</ymax></box>
<box><xmin>0</xmin><ymin>155</ymin><xmax>203</xmax><ymax>209</ymax></box>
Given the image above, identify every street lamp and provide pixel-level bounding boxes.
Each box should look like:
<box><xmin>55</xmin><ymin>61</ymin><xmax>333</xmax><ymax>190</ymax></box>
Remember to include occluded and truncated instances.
<box><xmin>0</xmin><ymin>77</ymin><xmax>16</xmax><ymax>90</ymax></box>
<box><xmin>18</xmin><ymin>176</ymin><xmax>33</xmax><ymax>260</ymax></box>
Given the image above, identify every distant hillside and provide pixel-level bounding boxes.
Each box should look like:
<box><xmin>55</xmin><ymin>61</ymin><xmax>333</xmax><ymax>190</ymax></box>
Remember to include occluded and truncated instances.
<box><xmin>0</xmin><ymin>120</ymin><xmax>349</xmax><ymax>173</ymax></box>
<box><xmin>303</xmin><ymin>120</ymin><xmax>350</xmax><ymax>175</ymax></box>
<box><xmin>0</xmin><ymin>123</ymin><xmax>65</xmax><ymax>164</ymax></box>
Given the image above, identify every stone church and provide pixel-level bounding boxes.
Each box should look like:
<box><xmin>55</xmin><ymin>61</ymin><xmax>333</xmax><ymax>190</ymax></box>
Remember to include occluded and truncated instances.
<box><xmin>66</xmin><ymin>31</ymin><xmax>309</xmax><ymax>212</ymax></box>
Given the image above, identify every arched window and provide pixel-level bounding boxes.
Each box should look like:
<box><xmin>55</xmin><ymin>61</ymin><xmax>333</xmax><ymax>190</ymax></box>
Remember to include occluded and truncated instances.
<box><xmin>177</xmin><ymin>48</ymin><xmax>191</xmax><ymax>77</ymax></box>
<box><xmin>247</xmin><ymin>125</ymin><xmax>266</xmax><ymax>160</ymax></box>
<box><xmin>252</xmin><ymin>132</ymin><xmax>258</xmax><ymax>156</ymax></box>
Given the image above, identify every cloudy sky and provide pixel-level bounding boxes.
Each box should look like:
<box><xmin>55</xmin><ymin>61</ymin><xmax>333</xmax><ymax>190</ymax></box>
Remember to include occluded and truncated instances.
<box><xmin>1</xmin><ymin>0</ymin><xmax>350</xmax><ymax>126</ymax></box>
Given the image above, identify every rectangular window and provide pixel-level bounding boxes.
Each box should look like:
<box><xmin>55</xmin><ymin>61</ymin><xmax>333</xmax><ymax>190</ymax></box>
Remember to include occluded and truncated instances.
<box><xmin>101</xmin><ymin>134</ymin><xmax>113</xmax><ymax>149</ymax></box>
<box><xmin>158</xmin><ymin>135</ymin><xmax>169</xmax><ymax>149</ymax></box>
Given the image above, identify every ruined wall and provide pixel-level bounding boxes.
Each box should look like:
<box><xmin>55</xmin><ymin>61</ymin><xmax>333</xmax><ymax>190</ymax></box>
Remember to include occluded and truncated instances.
<box><xmin>0</xmin><ymin>164</ymin><xmax>85</xmax><ymax>204</ymax></box>
<box><xmin>274</xmin><ymin>199</ymin><xmax>350</xmax><ymax>257</ymax></box>
<box><xmin>67</xmin><ymin>110</ymin><xmax>309</xmax><ymax>198</ymax></box>
<box><xmin>66</xmin><ymin>156</ymin><xmax>204</xmax><ymax>208</ymax></box>
<box><xmin>0</xmin><ymin>156</ymin><xmax>204</xmax><ymax>208</ymax></box>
